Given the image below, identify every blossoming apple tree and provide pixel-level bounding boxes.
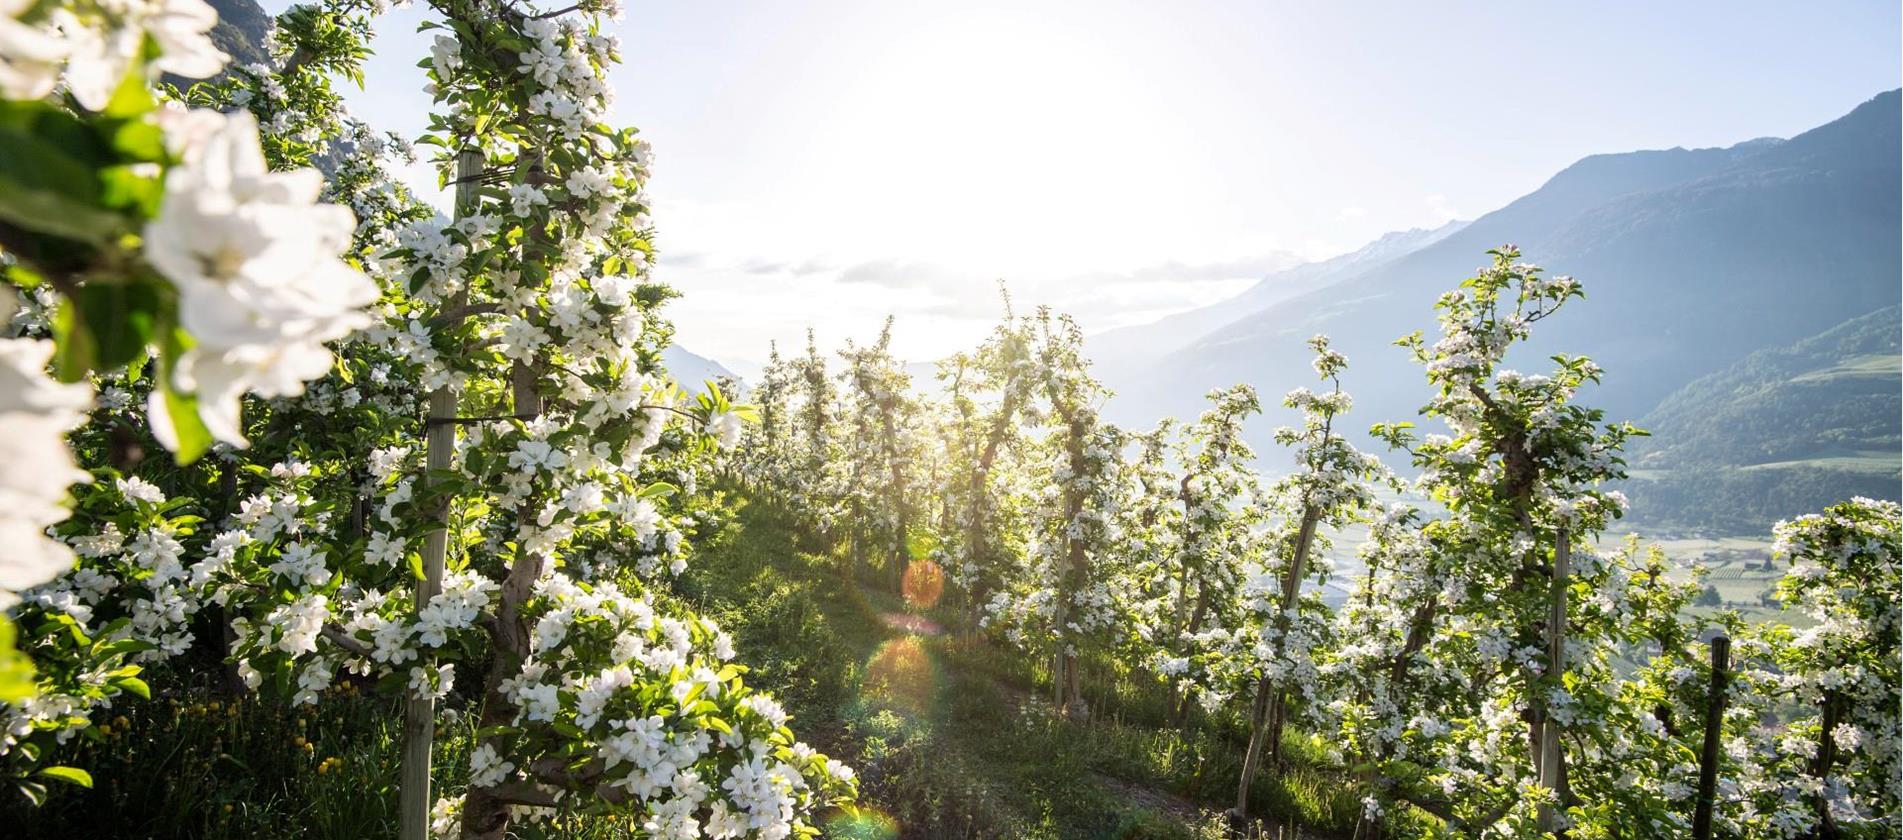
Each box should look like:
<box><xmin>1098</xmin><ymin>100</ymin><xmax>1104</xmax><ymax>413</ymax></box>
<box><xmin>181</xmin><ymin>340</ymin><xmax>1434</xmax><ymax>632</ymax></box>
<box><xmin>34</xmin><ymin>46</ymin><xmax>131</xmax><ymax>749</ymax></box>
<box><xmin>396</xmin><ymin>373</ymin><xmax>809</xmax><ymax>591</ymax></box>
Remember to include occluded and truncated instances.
<box><xmin>934</xmin><ymin>301</ymin><xmax>1036</xmax><ymax>622</ymax></box>
<box><xmin>1145</xmin><ymin>384</ymin><xmax>1264</xmax><ymax>725</ymax></box>
<box><xmin>1228</xmin><ymin>336</ymin><xmax>1391</xmax><ymax>820</ymax></box>
<box><xmin>1359</xmin><ymin>247</ymin><xmax>1692</xmax><ymax>836</ymax></box>
<box><xmin>836</xmin><ymin>318</ymin><xmax>923</xmax><ymax>590</ymax></box>
<box><xmin>1719</xmin><ymin>498</ymin><xmax>1899</xmax><ymax>838</ymax></box>
<box><xmin>0</xmin><ymin>0</ymin><xmax>855</xmax><ymax>836</ymax></box>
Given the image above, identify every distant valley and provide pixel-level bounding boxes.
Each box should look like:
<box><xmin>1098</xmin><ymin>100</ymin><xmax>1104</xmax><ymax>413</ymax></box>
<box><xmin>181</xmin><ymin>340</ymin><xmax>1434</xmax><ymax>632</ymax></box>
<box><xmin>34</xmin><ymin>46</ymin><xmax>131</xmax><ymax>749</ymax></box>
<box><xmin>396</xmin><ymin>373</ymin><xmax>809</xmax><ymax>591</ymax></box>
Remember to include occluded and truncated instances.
<box><xmin>1086</xmin><ymin>90</ymin><xmax>1901</xmax><ymax>536</ymax></box>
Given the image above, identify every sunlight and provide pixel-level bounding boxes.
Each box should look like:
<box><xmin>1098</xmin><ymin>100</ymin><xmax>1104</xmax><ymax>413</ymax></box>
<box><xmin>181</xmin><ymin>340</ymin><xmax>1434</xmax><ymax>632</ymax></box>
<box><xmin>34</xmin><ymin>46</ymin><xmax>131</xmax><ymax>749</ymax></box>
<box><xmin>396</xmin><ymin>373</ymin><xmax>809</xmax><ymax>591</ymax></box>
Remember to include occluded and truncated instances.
<box><xmin>901</xmin><ymin>558</ymin><xmax>945</xmax><ymax>609</ymax></box>
<box><xmin>795</xmin><ymin>7</ymin><xmax>1212</xmax><ymax>278</ymax></box>
<box><xmin>822</xmin><ymin>806</ymin><xmax>901</xmax><ymax>840</ymax></box>
<box><xmin>864</xmin><ymin>636</ymin><xmax>937</xmax><ymax>716</ymax></box>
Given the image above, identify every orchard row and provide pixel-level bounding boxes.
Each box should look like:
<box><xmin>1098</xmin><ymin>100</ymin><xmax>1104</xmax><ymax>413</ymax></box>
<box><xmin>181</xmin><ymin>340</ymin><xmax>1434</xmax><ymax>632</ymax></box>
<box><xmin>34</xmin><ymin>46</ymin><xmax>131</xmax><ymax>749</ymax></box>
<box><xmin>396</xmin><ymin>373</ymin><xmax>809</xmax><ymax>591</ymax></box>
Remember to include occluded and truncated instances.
<box><xmin>735</xmin><ymin>266</ymin><xmax>1899</xmax><ymax>838</ymax></box>
<box><xmin>0</xmin><ymin>1</ymin><xmax>851</xmax><ymax>838</ymax></box>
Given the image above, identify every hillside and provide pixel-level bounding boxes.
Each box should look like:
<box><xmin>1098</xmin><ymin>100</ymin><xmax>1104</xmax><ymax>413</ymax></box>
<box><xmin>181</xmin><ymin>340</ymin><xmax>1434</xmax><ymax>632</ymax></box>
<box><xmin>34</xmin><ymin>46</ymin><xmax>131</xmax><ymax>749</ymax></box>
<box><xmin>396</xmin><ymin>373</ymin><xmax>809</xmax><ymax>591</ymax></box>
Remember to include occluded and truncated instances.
<box><xmin>205</xmin><ymin>0</ymin><xmax>273</xmax><ymax>70</ymax></box>
<box><xmin>1624</xmin><ymin>308</ymin><xmax>1901</xmax><ymax>533</ymax></box>
<box><xmin>1100</xmin><ymin>91</ymin><xmax>1901</xmax><ymax>518</ymax></box>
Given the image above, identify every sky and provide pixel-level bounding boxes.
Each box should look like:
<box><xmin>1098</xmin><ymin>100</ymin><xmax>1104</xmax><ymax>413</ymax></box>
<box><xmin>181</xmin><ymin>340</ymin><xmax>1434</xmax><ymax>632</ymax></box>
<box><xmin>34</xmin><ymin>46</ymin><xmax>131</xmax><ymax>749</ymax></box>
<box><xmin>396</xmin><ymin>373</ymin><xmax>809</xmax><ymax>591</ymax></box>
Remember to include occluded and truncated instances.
<box><xmin>270</xmin><ymin>0</ymin><xmax>1901</xmax><ymax>372</ymax></box>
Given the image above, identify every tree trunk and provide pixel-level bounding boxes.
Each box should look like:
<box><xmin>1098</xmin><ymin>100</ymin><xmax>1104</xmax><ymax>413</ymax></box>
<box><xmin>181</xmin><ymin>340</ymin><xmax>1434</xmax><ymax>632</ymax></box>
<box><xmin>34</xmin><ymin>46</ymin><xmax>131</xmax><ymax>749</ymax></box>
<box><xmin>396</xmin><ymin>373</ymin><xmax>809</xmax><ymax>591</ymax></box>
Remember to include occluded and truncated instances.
<box><xmin>461</xmin><ymin>361</ymin><xmax>550</xmax><ymax>836</ymax></box>
<box><xmin>1811</xmin><ymin>689</ymin><xmax>1843</xmax><ymax>839</ymax></box>
<box><xmin>1234</xmin><ymin>674</ymin><xmax>1274</xmax><ymax>818</ymax></box>
<box><xmin>398</xmin><ymin>147</ymin><xmax>481</xmax><ymax>840</ymax></box>
<box><xmin>1169</xmin><ymin>585</ymin><xmax>1211</xmax><ymax>729</ymax></box>
<box><xmin>963</xmin><ymin>389</ymin><xmax>1019</xmax><ymax>627</ymax></box>
<box><xmin>1051</xmin><ymin>416</ymin><xmax>1090</xmax><ymax>716</ymax></box>
<box><xmin>882</xmin><ymin>410</ymin><xmax>908</xmax><ymax>595</ymax></box>
<box><xmin>458</xmin><ymin>533</ymin><xmax>545</xmax><ymax>839</ymax></box>
<box><xmin>1691</xmin><ymin>636</ymin><xmax>1730</xmax><ymax>840</ymax></box>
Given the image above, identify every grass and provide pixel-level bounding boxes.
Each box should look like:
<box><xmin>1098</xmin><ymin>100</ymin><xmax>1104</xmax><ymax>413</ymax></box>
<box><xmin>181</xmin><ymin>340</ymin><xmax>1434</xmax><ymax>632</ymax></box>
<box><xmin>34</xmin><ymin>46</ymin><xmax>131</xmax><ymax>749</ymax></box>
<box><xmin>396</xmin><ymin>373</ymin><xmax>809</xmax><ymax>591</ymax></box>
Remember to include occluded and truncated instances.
<box><xmin>1786</xmin><ymin>353</ymin><xmax>1901</xmax><ymax>382</ymax></box>
<box><xmin>6</xmin><ymin>492</ymin><xmax>1360</xmax><ymax>839</ymax></box>
<box><xmin>1737</xmin><ymin>451</ymin><xmax>1900</xmax><ymax>475</ymax></box>
<box><xmin>688</xmin><ymin>495</ymin><xmax>1360</xmax><ymax>839</ymax></box>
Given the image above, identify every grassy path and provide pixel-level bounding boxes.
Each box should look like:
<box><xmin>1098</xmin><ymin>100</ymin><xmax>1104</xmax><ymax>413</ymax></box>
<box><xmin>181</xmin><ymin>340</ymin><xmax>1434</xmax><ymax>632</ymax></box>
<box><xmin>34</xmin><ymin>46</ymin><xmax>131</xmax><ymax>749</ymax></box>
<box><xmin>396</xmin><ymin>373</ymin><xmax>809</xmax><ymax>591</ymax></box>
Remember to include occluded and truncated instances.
<box><xmin>683</xmin><ymin>496</ymin><xmax>1356</xmax><ymax>840</ymax></box>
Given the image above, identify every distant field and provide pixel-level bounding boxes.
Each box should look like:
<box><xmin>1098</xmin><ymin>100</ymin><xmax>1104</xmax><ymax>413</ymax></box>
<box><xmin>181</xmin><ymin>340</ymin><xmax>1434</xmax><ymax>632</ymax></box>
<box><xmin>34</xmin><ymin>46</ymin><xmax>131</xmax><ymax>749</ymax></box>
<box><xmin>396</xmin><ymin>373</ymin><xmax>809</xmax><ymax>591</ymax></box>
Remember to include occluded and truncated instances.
<box><xmin>1787</xmin><ymin>352</ymin><xmax>1901</xmax><ymax>382</ymax></box>
<box><xmin>1738</xmin><ymin>450</ymin><xmax>1900</xmax><ymax>475</ymax></box>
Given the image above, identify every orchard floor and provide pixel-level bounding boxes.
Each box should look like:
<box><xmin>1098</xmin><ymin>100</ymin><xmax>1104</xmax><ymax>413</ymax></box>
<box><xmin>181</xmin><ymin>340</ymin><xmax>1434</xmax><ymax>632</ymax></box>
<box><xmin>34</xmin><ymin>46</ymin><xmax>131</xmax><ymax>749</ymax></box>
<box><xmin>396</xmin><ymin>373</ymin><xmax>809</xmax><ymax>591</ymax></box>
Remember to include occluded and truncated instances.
<box><xmin>4</xmin><ymin>493</ymin><xmax>1357</xmax><ymax>839</ymax></box>
<box><xmin>679</xmin><ymin>496</ymin><xmax>1358</xmax><ymax>840</ymax></box>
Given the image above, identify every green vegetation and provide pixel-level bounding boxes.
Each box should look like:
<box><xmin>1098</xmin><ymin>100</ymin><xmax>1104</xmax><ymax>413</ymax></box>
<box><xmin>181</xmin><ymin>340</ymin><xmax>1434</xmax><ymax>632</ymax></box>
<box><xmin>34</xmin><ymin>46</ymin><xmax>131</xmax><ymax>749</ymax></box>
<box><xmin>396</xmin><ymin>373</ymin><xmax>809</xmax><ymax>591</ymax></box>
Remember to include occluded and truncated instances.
<box><xmin>1627</xmin><ymin>307</ymin><xmax>1901</xmax><ymax>534</ymax></box>
<box><xmin>683</xmin><ymin>497</ymin><xmax>1359</xmax><ymax>839</ymax></box>
<box><xmin>7</xmin><ymin>496</ymin><xmax>1366</xmax><ymax>839</ymax></box>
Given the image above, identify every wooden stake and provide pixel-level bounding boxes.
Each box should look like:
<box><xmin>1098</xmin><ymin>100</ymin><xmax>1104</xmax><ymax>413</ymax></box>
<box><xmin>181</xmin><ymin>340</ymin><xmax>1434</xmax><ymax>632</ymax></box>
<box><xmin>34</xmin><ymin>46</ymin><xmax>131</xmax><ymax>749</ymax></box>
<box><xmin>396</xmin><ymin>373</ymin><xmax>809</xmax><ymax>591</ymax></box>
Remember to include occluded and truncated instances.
<box><xmin>1537</xmin><ymin>527</ymin><xmax>1569</xmax><ymax>834</ymax></box>
<box><xmin>1692</xmin><ymin>635</ymin><xmax>1730</xmax><ymax>840</ymax></box>
<box><xmin>398</xmin><ymin>146</ymin><xmax>483</xmax><ymax>840</ymax></box>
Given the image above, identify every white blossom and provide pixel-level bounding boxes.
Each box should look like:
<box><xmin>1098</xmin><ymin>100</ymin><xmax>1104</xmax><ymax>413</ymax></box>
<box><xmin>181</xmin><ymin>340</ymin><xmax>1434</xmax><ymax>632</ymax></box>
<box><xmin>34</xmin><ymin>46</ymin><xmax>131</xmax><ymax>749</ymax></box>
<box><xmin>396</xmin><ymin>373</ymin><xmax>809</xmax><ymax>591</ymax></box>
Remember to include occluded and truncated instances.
<box><xmin>144</xmin><ymin>110</ymin><xmax>377</xmax><ymax>448</ymax></box>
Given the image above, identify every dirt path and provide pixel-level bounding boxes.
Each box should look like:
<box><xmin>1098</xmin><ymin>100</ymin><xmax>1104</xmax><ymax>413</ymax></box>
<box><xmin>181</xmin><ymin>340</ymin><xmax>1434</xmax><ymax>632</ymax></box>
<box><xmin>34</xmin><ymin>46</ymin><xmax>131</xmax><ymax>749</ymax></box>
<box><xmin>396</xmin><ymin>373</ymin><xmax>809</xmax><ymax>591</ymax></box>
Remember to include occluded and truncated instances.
<box><xmin>876</xmin><ymin>611</ymin><xmax>943</xmax><ymax>636</ymax></box>
<box><xmin>1093</xmin><ymin>771</ymin><xmax>1213</xmax><ymax>825</ymax></box>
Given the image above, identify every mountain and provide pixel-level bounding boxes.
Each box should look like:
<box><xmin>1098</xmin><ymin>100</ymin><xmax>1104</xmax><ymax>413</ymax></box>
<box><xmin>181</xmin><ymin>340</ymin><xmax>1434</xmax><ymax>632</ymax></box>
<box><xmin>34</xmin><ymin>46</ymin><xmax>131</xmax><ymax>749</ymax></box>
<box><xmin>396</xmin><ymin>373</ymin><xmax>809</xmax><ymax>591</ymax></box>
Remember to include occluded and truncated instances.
<box><xmin>1089</xmin><ymin>222</ymin><xmax>1467</xmax><ymax>373</ymax></box>
<box><xmin>1103</xmin><ymin>91</ymin><xmax>1901</xmax><ymax>515</ymax></box>
<box><xmin>203</xmin><ymin>0</ymin><xmax>273</xmax><ymax>71</ymax></box>
<box><xmin>1622</xmin><ymin>308</ymin><xmax>1901</xmax><ymax>533</ymax></box>
<box><xmin>664</xmin><ymin>346</ymin><xmax>741</xmax><ymax>394</ymax></box>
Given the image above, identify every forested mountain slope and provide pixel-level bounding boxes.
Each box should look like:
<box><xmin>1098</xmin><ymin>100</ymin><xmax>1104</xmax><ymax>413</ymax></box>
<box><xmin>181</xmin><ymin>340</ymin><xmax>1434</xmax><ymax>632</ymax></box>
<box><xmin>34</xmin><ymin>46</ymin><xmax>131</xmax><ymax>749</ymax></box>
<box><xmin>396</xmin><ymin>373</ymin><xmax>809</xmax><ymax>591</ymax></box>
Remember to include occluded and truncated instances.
<box><xmin>1104</xmin><ymin>92</ymin><xmax>1901</xmax><ymax>527</ymax></box>
<box><xmin>1625</xmin><ymin>307</ymin><xmax>1901</xmax><ymax>533</ymax></box>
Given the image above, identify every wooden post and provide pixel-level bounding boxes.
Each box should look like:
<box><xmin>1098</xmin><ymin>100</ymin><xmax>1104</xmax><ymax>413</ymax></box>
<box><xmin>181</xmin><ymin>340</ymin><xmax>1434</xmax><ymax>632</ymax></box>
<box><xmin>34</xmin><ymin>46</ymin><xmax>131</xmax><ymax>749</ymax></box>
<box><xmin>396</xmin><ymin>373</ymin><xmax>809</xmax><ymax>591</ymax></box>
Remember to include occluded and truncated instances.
<box><xmin>398</xmin><ymin>147</ymin><xmax>483</xmax><ymax>840</ymax></box>
<box><xmin>1237</xmin><ymin>506</ymin><xmax>1320</xmax><ymax>820</ymax></box>
<box><xmin>1692</xmin><ymin>635</ymin><xmax>1730</xmax><ymax>840</ymax></box>
<box><xmin>1536</xmin><ymin>527</ymin><xmax>1569</xmax><ymax>834</ymax></box>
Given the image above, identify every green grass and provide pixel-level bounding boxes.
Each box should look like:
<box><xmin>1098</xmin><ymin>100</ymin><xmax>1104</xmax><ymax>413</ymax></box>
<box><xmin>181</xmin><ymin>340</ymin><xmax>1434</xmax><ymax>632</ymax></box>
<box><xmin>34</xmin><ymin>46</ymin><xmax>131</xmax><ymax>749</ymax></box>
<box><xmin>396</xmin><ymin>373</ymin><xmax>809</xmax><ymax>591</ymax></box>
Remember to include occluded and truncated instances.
<box><xmin>1737</xmin><ymin>451</ymin><xmax>1900</xmax><ymax>475</ymax></box>
<box><xmin>1786</xmin><ymin>353</ymin><xmax>1901</xmax><ymax>382</ymax></box>
<box><xmin>687</xmin><ymin>495</ymin><xmax>1359</xmax><ymax>839</ymax></box>
<box><xmin>6</xmin><ymin>493</ymin><xmax>1360</xmax><ymax>839</ymax></box>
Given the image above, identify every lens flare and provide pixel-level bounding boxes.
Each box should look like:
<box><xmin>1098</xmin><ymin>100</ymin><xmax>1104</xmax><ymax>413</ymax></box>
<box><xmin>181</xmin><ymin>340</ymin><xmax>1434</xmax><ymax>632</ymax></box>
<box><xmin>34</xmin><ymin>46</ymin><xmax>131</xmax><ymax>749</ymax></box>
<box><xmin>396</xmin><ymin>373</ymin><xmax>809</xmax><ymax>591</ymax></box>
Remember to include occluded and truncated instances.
<box><xmin>901</xmin><ymin>558</ymin><xmax>944</xmax><ymax>608</ymax></box>
<box><xmin>865</xmin><ymin>636</ymin><xmax>935</xmax><ymax>714</ymax></box>
<box><xmin>824</xmin><ymin>806</ymin><xmax>900</xmax><ymax>840</ymax></box>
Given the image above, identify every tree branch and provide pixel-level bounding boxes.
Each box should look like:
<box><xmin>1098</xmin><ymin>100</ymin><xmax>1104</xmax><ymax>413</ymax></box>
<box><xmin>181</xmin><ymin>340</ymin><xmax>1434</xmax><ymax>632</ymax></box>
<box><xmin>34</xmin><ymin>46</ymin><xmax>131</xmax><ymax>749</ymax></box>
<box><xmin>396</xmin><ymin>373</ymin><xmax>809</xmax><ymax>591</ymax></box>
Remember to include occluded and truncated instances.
<box><xmin>321</xmin><ymin>625</ymin><xmax>374</xmax><ymax>659</ymax></box>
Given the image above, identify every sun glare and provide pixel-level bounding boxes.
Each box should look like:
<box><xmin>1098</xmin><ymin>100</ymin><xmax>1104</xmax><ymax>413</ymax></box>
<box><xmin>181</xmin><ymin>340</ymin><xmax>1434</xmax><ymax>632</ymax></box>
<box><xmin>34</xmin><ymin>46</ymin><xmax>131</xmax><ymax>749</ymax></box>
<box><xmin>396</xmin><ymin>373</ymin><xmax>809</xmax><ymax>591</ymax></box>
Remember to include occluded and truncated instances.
<box><xmin>793</xmin><ymin>8</ymin><xmax>1213</xmax><ymax>278</ymax></box>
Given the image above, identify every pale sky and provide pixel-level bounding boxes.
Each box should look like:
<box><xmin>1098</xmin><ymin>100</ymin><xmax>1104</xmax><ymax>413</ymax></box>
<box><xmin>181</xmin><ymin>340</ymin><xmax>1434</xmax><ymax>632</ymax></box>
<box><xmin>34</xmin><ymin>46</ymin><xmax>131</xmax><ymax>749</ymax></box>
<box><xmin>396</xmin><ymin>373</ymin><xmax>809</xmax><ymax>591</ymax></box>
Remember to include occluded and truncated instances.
<box><xmin>270</xmin><ymin>0</ymin><xmax>1900</xmax><ymax>371</ymax></box>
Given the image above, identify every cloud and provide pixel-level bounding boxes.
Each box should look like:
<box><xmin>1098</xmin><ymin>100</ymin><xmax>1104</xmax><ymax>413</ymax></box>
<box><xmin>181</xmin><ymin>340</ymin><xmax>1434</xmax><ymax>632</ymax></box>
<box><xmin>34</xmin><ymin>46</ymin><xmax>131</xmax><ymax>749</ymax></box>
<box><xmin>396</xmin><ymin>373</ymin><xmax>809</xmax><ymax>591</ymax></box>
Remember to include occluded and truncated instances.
<box><xmin>835</xmin><ymin>259</ymin><xmax>930</xmax><ymax>289</ymax></box>
<box><xmin>1066</xmin><ymin>251</ymin><xmax>1307</xmax><ymax>292</ymax></box>
<box><xmin>1337</xmin><ymin>206</ymin><xmax>1368</xmax><ymax>220</ymax></box>
<box><xmin>1425</xmin><ymin>194</ymin><xmax>1462</xmax><ymax>223</ymax></box>
<box><xmin>834</xmin><ymin>259</ymin><xmax>997</xmax><ymax>295</ymax></box>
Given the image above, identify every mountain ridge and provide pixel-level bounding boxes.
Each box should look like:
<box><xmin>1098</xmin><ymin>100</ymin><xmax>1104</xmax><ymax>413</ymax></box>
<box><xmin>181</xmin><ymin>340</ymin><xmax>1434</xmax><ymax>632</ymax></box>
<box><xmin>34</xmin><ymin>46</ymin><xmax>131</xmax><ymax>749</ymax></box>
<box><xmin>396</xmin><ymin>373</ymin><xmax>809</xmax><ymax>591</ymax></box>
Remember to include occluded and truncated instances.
<box><xmin>1098</xmin><ymin>89</ymin><xmax>1900</xmax><ymax>539</ymax></box>
<box><xmin>1086</xmin><ymin>220</ymin><xmax>1468</xmax><ymax>371</ymax></box>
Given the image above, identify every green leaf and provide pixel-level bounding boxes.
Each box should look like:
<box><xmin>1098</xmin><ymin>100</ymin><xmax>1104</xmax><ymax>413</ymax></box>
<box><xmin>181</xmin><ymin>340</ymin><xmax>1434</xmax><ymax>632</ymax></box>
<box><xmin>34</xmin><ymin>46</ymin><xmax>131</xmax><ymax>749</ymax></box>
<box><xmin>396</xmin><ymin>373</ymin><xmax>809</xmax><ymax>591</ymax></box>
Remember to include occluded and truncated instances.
<box><xmin>0</xmin><ymin>105</ymin><xmax>126</xmax><ymax>243</ymax></box>
<box><xmin>100</xmin><ymin>59</ymin><xmax>155</xmax><ymax>119</ymax></box>
<box><xmin>0</xmin><ymin>617</ymin><xmax>35</xmax><ymax>705</ymax></box>
<box><xmin>37</xmin><ymin>766</ymin><xmax>92</xmax><ymax>789</ymax></box>
<box><xmin>155</xmin><ymin>321</ymin><xmax>214</xmax><ymax>463</ymax></box>
<box><xmin>157</xmin><ymin>374</ymin><xmax>213</xmax><ymax>464</ymax></box>
<box><xmin>109</xmin><ymin>675</ymin><xmax>150</xmax><ymax>700</ymax></box>
<box><xmin>89</xmin><ymin>637</ymin><xmax>157</xmax><ymax>658</ymax></box>
<box><xmin>52</xmin><ymin>279</ymin><xmax>159</xmax><ymax>381</ymax></box>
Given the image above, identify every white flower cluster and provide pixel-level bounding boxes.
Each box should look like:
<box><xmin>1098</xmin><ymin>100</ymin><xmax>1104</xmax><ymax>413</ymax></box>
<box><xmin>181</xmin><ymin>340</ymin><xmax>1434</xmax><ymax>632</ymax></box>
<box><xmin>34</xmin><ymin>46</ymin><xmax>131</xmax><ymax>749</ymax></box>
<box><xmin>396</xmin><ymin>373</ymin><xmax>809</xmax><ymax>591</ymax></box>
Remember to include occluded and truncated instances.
<box><xmin>145</xmin><ymin>109</ymin><xmax>378</xmax><ymax>448</ymax></box>
<box><xmin>0</xmin><ymin>325</ymin><xmax>92</xmax><ymax>608</ymax></box>
<box><xmin>0</xmin><ymin>0</ymin><xmax>227</xmax><ymax>109</ymax></box>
